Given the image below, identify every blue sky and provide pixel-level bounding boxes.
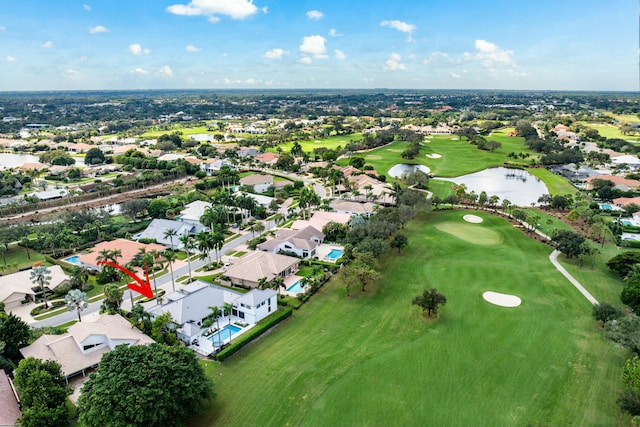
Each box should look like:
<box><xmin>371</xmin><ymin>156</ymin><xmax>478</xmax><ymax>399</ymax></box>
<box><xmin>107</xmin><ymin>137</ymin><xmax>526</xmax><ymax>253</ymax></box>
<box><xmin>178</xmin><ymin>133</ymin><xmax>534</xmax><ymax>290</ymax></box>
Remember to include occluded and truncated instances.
<box><xmin>0</xmin><ymin>0</ymin><xmax>637</xmax><ymax>91</ymax></box>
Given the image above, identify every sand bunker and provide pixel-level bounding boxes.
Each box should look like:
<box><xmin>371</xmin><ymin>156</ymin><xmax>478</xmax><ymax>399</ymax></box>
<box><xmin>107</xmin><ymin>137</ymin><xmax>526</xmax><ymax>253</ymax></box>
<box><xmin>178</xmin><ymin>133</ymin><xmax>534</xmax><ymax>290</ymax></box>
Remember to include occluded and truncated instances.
<box><xmin>483</xmin><ymin>291</ymin><xmax>521</xmax><ymax>308</ymax></box>
<box><xmin>426</xmin><ymin>153</ymin><xmax>442</xmax><ymax>159</ymax></box>
<box><xmin>450</xmin><ymin>137</ymin><xmax>459</xmax><ymax>140</ymax></box>
<box><xmin>463</xmin><ymin>214</ymin><xmax>483</xmax><ymax>223</ymax></box>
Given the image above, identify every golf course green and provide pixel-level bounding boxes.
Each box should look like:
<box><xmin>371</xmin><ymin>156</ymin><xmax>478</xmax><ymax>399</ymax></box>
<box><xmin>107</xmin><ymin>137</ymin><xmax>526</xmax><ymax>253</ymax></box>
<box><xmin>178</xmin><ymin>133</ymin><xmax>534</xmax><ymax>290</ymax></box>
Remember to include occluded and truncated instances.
<box><xmin>191</xmin><ymin>210</ymin><xmax>627</xmax><ymax>426</ymax></box>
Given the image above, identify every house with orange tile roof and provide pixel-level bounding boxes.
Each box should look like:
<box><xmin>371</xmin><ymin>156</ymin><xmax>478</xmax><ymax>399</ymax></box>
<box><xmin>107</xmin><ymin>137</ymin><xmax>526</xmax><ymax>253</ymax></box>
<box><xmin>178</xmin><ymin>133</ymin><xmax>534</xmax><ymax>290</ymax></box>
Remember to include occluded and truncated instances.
<box><xmin>75</xmin><ymin>238</ymin><xmax>166</xmax><ymax>271</ymax></box>
<box><xmin>582</xmin><ymin>175</ymin><xmax>640</xmax><ymax>191</ymax></box>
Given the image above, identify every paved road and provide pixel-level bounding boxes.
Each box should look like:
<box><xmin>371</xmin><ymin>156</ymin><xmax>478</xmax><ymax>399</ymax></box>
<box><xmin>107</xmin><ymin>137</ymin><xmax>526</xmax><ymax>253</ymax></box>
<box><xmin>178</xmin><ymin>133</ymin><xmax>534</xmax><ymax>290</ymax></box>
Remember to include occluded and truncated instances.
<box><xmin>30</xmin><ymin>219</ymin><xmax>277</xmax><ymax>327</ymax></box>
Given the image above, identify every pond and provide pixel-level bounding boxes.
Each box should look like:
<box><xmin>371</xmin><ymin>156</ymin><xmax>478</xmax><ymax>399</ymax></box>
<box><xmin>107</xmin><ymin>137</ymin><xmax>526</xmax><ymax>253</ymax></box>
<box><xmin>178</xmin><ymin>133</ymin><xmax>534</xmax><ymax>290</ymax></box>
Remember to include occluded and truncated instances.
<box><xmin>388</xmin><ymin>163</ymin><xmax>431</xmax><ymax>178</ymax></box>
<box><xmin>0</xmin><ymin>152</ymin><xmax>85</xmax><ymax>170</ymax></box>
<box><xmin>441</xmin><ymin>167</ymin><xmax>549</xmax><ymax>206</ymax></box>
<box><xmin>0</xmin><ymin>153</ymin><xmax>39</xmax><ymax>169</ymax></box>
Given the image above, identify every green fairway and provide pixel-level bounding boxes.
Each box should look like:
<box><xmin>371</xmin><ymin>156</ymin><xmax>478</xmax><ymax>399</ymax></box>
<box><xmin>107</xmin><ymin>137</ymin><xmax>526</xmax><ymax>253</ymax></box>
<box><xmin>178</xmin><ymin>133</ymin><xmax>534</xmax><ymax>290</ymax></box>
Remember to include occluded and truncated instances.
<box><xmin>526</xmin><ymin>167</ymin><xmax>578</xmax><ymax>196</ymax></box>
<box><xmin>277</xmin><ymin>133</ymin><xmax>364</xmax><ymax>153</ymax></box>
<box><xmin>190</xmin><ymin>210</ymin><xmax>628</xmax><ymax>427</ymax></box>
<box><xmin>357</xmin><ymin>134</ymin><xmax>538</xmax><ymax>179</ymax></box>
<box><xmin>579</xmin><ymin>122</ymin><xmax>640</xmax><ymax>143</ymax></box>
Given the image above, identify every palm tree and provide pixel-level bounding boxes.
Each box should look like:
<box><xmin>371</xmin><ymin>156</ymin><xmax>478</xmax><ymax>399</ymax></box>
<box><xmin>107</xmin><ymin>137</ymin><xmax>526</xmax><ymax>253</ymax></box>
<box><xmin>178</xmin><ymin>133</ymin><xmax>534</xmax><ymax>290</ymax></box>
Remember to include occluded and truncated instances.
<box><xmin>102</xmin><ymin>283</ymin><xmax>123</xmax><ymax>314</ymax></box>
<box><xmin>30</xmin><ymin>265</ymin><xmax>52</xmax><ymax>308</ymax></box>
<box><xmin>131</xmin><ymin>303</ymin><xmax>151</xmax><ymax>332</ymax></box>
<box><xmin>253</xmin><ymin>221</ymin><xmax>265</xmax><ymax>236</ymax></box>
<box><xmin>212</xmin><ymin>232</ymin><xmax>224</xmax><ymax>263</ymax></box>
<box><xmin>146</xmin><ymin>249</ymin><xmax>160</xmax><ymax>301</ymax></box>
<box><xmin>163</xmin><ymin>228</ymin><xmax>178</xmax><ymax>251</ymax></box>
<box><xmin>196</xmin><ymin>230</ymin><xmax>214</xmax><ymax>262</ymax></box>
<box><xmin>179</xmin><ymin>234</ymin><xmax>194</xmax><ymax>283</ymax></box>
<box><xmin>208</xmin><ymin>305</ymin><xmax>222</xmax><ymax>331</ymax></box>
<box><xmin>273</xmin><ymin>213</ymin><xmax>286</xmax><ymax>227</ymax></box>
<box><xmin>222</xmin><ymin>302</ymin><xmax>234</xmax><ymax>343</ymax></box>
<box><xmin>164</xmin><ymin>250</ymin><xmax>177</xmax><ymax>293</ymax></box>
<box><xmin>69</xmin><ymin>265</ymin><xmax>90</xmax><ymax>290</ymax></box>
<box><xmin>65</xmin><ymin>289</ymin><xmax>89</xmax><ymax>322</ymax></box>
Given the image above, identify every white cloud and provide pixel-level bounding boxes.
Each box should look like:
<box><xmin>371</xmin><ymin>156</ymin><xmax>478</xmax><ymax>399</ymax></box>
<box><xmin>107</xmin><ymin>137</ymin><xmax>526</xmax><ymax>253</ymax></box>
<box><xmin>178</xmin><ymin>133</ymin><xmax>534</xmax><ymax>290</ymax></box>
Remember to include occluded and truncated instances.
<box><xmin>186</xmin><ymin>44</ymin><xmax>202</xmax><ymax>52</ymax></box>
<box><xmin>450</xmin><ymin>72</ymin><xmax>461</xmax><ymax>79</ymax></box>
<box><xmin>41</xmin><ymin>41</ymin><xmax>54</xmax><ymax>48</ymax></box>
<box><xmin>299</xmin><ymin>57</ymin><xmax>312</xmax><ymax>65</ymax></box>
<box><xmin>466</xmin><ymin>39</ymin><xmax>515</xmax><ymax>67</ymax></box>
<box><xmin>133</xmin><ymin>68</ymin><xmax>149</xmax><ymax>75</ymax></box>
<box><xmin>328</xmin><ymin>28</ymin><xmax>341</xmax><ymax>37</ymax></box>
<box><xmin>424</xmin><ymin>51</ymin><xmax>452</xmax><ymax>64</ymax></box>
<box><xmin>158</xmin><ymin>65</ymin><xmax>174</xmax><ymax>77</ymax></box>
<box><xmin>64</xmin><ymin>69</ymin><xmax>78</xmax><ymax>77</ymax></box>
<box><xmin>83</xmin><ymin>4</ymin><xmax>91</xmax><ymax>11</ymax></box>
<box><xmin>129</xmin><ymin>43</ymin><xmax>151</xmax><ymax>55</ymax></box>
<box><xmin>167</xmin><ymin>0</ymin><xmax>260</xmax><ymax>22</ymax></box>
<box><xmin>224</xmin><ymin>78</ymin><xmax>242</xmax><ymax>84</ymax></box>
<box><xmin>5</xmin><ymin>56</ymin><xmax>16</xmax><ymax>63</ymax></box>
<box><xmin>299</xmin><ymin>35</ymin><xmax>327</xmax><ymax>59</ymax></box>
<box><xmin>264</xmin><ymin>48</ymin><xmax>285</xmax><ymax>59</ymax></box>
<box><xmin>0</xmin><ymin>26</ymin><xmax>5</xmax><ymax>32</ymax></box>
<box><xmin>89</xmin><ymin>25</ymin><xmax>110</xmax><ymax>34</ymax></box>
<box><xmin>380</xmin><ymin>20</ymin><xmax>416</xmax><ymax>34</ymax></box>
<box><xmin>306</xmin><ymin>10</ymin><xmax>323</xmax><ymax>20</ymax></box>
<box><xmin>245</xmin><ymin>78</ymin><xmax>258</xmax><ymax>84</ymax></box>
<box><xmin>77</xmin><ymin>55</ymin><xmax>89</xmax><ymax>61</ymax></box>
<box><xmin>261</xmin><ymin>6</ymin><xmax>268</xmax><ymax>14</ymax></box>
<box><xmin>334</xmin><ymin>49</ymin><xmax>346</xmax><ymax>60</ymax></box>
<box><xmin>383</xmin><ymin>53</ymin><xmax>406</xmax><ymax>71</ymax></box>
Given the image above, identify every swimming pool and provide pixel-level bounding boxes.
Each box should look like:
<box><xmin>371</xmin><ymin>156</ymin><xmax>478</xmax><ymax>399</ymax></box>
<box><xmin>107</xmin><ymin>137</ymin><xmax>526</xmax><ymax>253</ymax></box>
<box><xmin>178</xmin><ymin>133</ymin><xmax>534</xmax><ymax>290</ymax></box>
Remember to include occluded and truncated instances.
<box><xmin>208</xmin><ymin>324</ymin><xmax>242</xmax><ymax>347</ymax></box>
<box><xmin>64</xmin><ymin>255</ymin><xmax>81</xmax><ymax>265</ymax></box>
<box><xmin>600</xmin><ymin>204</ymin><xmax>612</xmax><ymax>210</ymax></box>
<box><xmin>287</xmin><ymin>281</ymin><xmax>306</xmax><ymax>294</ymax></box>
<box><xmin>622</xmin><ymin>220</ymin><xmax>633</xmax><ymax>226</ymax></box>
<box><xmin>326</xmin><ymin>249</ymin><xmax>343</xmax><ymax>260</ymax></box>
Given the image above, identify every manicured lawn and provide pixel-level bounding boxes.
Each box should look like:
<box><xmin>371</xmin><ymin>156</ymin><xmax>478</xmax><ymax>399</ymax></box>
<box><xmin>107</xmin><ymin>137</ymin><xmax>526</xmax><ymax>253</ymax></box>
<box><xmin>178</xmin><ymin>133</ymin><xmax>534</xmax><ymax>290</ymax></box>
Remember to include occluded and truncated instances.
<box><xmin>355</xmin><ymin>135</ymin><xmax>538</xmax><ymax>179</ymax></box>
<box><xmin>277</xmin><ymin>133</ymin><xmax>364</xmax><ymax>153</ymax></box>
<box><xmin>526</xmin><ymin>167</ymin><xmax>578</xmax><ymax>196</ymax></box>
<box><xmin>190</xmin><ymin>210</ymin><xmax>628</xmax><ymax>427</ymax></box>
<box><xmin>579</xmin><ymin>122</ymin><xmax>640</xmax><ymax>142</ymax></box>
<box><xmin>0</xmin><ymin>245</ymin><xmax>47</xmax><ymax>272</ymax></box>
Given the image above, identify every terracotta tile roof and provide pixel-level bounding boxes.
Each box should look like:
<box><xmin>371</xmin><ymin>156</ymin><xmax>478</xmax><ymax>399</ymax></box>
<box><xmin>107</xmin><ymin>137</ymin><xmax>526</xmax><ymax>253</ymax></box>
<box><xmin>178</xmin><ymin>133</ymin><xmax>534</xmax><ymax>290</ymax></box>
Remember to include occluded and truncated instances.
<box><xmin>77</xmin><ymin>239</ymin><xmax>167</xmax><ymax>270</ymax></box>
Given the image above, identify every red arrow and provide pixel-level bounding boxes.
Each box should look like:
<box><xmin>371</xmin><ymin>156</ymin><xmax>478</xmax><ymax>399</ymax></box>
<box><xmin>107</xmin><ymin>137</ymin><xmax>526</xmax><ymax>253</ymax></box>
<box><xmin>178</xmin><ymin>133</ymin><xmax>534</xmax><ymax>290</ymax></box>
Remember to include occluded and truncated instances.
<box><xmin>97</xmin><ymin>261</ymin><xmax>154</xmax><ymax>299</ymax></box>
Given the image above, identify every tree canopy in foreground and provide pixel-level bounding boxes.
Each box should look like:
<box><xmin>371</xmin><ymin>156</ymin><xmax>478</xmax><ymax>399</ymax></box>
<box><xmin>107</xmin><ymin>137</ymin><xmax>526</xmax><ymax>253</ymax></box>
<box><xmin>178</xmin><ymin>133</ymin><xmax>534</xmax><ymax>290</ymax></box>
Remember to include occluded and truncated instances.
<box><xmin>78</xmin><ymin>343</ymin><xmax>214</xmax><ymax>427</ymax></box>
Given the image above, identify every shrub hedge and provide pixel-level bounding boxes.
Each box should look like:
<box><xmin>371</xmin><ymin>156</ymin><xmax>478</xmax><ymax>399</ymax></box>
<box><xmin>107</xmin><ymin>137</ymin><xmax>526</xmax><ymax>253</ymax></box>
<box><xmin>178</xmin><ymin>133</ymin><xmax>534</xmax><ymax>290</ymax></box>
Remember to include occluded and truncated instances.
<box><xmin>215</xmin><ymin>307</ymin><xmax>293</xmax><ymax>361</ymax></box>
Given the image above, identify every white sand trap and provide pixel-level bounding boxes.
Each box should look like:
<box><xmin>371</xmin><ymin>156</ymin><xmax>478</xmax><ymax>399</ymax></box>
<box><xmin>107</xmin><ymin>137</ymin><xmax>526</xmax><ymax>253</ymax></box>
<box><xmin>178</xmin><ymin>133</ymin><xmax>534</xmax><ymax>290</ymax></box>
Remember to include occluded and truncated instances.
<box><xmin>426</xmin><ymin>153</ymin><xmax>442</xmax><ymax>159</ymax></box>
<box><xmin>483</xmin><ymin>291</ymin><xmax>521</xmax><ymax>308</ymax></box>
<box><xmin>463</xmin><ymin>214</ymin><xmax>483</xmax><ymax>223</ymax></box>
<box><xmin>450</xmin><ymin>137</ymin><xmax>459</xmax><ymax>140</ymax></box>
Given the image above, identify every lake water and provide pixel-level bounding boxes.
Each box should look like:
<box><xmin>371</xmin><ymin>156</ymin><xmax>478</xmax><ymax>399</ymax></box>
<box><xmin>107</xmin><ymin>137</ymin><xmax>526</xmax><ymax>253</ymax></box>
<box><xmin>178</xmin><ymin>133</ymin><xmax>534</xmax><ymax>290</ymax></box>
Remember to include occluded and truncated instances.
<box><xmin>442</xmin><ymin>167</ymin><xmax>549</xmax><ymax>206</ymax></box>
<box><xmin>388</xmin><ymin>163</ymin><xmax>431</xmax><ymax>178</ymax></box>
<box><xmin>0</xmin><ymin>152</ymin><xmax>85</xmax><ymax>170</ymax></box>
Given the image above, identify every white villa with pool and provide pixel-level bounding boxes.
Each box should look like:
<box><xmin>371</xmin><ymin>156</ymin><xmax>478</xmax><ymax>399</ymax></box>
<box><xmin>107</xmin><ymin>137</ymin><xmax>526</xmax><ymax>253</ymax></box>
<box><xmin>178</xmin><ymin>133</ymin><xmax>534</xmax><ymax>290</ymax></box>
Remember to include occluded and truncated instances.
<box><xmin>146</xmin><ymin>280</ymin><xmax>277</xmax><ymax>355</ymax></box>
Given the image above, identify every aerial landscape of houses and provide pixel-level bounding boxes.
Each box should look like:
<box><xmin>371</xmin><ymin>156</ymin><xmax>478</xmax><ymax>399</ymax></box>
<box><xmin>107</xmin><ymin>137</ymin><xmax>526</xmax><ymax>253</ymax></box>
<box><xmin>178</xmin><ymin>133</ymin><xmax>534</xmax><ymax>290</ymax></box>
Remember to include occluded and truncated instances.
<box><xmin>0</xmin><ymin>0</ymin><xmax>638</xmax><ymax>426</ymax></box>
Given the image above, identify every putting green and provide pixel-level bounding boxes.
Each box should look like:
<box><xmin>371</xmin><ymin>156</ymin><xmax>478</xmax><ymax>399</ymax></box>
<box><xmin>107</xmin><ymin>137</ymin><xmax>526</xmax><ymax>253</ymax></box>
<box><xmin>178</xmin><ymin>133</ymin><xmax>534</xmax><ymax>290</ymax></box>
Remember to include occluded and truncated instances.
<box><xmin>434</xmin><ymin>221</ymin><xmax>502</xmax><ymax>245</ymax></box>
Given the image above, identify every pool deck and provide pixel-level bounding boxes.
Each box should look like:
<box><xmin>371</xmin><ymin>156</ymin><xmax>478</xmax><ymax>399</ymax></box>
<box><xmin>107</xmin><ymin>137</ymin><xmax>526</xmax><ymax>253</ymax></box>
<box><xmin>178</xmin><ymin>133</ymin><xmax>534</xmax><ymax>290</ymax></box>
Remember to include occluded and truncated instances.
<box><xmin>189</xmin><ymin>315</ymin><xmax>253</xmax><ymax>356</ymax></box>
<box><xmin>282</xmin><ymin>274</ymin><xmax>304</xmax><ymax>297</ymax></box>
<box><xmin>315</xmin><ymin>243</ymin><xmax>345</xmax><ymax>263</ymax></box>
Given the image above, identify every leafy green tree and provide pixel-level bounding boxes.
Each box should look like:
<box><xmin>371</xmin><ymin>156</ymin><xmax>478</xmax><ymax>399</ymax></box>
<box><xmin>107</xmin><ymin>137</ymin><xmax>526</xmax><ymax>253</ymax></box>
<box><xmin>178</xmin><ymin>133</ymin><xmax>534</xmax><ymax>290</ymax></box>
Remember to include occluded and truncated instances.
<box><xmin>607</xmin><ymin>252</ymin><xmax>640</xmax><ymax>278</ymax></box>
<box><xmin>65</xmin><ymin>289</ymin><xmax>89</xmax><ymax>322</ymax></box>
<box><xmin>120</xmin><ymin>199</ymin><xmax>149</xmax><ymax>220</ymax></box>
<box><xmin>551</xmin><ymin>230</ymin><xmax>586</xmax><ymax>259</ymax></box>
<box><xmin>0</xmin><ymin>312</ymin><xmax>30</xmax><ymax>361</ymax></box>
<box><xmin>78</xmin><ymin>343</ymin><xmax>213</xmax><ymax>427</ymax></box>
<box><xmin>14</xmin><ymin>357</ymin><xmax>70</xmax><ymax>427</ymax></box>
<box><xmin>147</xmin><ymin>199</ymin><xmax>171</xmax><ymax>218</ymax></box>
<box><xmin>85</xmin><ymin>147</ymin><xmax>106</xmax><ymax>165</ymax></box>
<box><xmin>619</xmin><ymin>356</ymin><xmax>640</xmax><ymax>416</ymax></box>
<box><xmin>413</xmin><ymin>288</ymin><xmax>447</xmax><ymax>317</ymax></box>
<box><xmin>390</xmin><ymin>233</ymin><xmax>408</xmax><ymax>253</ymax></box>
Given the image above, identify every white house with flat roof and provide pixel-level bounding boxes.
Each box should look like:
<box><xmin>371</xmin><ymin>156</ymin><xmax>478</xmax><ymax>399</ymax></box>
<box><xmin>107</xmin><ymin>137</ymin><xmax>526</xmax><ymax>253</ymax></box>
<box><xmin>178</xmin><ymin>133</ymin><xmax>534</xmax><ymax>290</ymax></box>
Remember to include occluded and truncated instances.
<box><xmin>147</xmin><ymin>280</ymin><xmax>277</xmax><ymax>344</ymax></box>
<box><xmin>178</xmin><ymin>200</ymin><xmax>212</xmax><ymax>226</ymax></box>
